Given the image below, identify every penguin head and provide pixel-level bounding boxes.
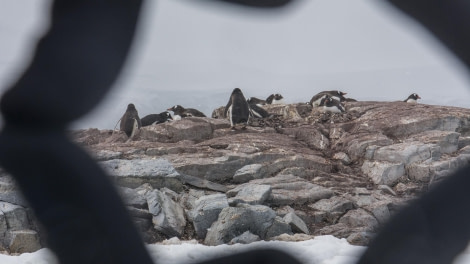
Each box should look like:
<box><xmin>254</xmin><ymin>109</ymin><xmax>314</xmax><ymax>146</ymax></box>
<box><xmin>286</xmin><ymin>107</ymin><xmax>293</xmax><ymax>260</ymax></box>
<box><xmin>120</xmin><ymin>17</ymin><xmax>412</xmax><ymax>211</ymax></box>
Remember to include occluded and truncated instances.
<box><xmin>232</xmin><ymin>88</ymin><xmax>242</xmax><ymax>94</ymax></box>
<box><xmin>127</xmin><ymin>103</ymin><xmax>136</xmax><ymax>110</ymax></box>
<box><xmin>164</xmin><ymin>111</ymin><xmax>173</xmax><ymax>120</ymax></box>
<box><xmin>167</xmin><ymin>105</ymin><xmax>184</xmax><ymax>112</ymax></box>
<box><xmin>405</xmin><ymin>93</ymin><xmax>421</xmax><ymax>102</ymax></box>
<box><xmin>274</xmin><ymin>94</ymin><xmax>284</xmax><ymax>100</ymax></box>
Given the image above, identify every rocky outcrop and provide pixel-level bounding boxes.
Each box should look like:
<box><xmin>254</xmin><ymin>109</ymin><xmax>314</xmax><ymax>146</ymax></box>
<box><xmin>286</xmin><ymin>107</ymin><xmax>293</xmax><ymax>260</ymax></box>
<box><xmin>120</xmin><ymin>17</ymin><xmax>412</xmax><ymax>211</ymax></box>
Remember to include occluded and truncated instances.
<box><xmin>0</xmin><ymin>101</ymin><xmax>470</xmax><ymax>253</ymax></box>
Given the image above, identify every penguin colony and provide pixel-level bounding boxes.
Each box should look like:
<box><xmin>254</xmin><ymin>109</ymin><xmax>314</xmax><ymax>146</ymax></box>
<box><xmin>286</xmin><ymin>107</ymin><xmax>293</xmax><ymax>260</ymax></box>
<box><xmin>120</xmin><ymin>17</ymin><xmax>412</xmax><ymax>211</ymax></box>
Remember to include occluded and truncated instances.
<box><xmin>118</xmin><ymin>90</ymin><xmax>421</xmax><ymax>136</ymax></box>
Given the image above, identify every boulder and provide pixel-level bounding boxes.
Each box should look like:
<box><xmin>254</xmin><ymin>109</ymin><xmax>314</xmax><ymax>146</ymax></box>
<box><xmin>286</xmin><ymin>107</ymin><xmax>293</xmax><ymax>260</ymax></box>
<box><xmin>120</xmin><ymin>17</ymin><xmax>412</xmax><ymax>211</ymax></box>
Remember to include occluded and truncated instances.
<box><xmin>283</xmin><ymin>212</ymin><xmax>309</xmax><ymax>235</ymax></box>
<box><xmin>227</xmin><ymin>184</ymin><xmax>272</xmax><ymax>205</ymax></box>
<box><xmin>204</xmin><ymin>204</ymin><xmax>286</xmax><ymax>246</ymax></box>
<box><xmin>187</xmin><ymin>194</ymin><xmax>229</xmax><ymax>239</ymax></box>
<box><xmin>361</xmin><ymin>160</ymin><xmax>405</xmax><ymax>186</ymax></box>
<box><xmin>6</xmin><ymin>230</ymin><xmax>41</xmax><ymax>254</ymax></box>
<box><xmin>147</xmin><ymin>189</ymin><xmax>186</xmax><ymax>237</ymax></box>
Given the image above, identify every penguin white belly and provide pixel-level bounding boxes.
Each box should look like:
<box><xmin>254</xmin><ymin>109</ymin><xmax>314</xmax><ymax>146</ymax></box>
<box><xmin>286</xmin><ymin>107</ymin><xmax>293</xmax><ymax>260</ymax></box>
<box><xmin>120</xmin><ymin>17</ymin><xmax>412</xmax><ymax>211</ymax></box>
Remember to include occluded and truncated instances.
<box><xmin>406</xmin><ymin>99</ymin><xmax>418</xmax><ymax>103</ymax></box>
<box><xmin>272</xmin><ymin>99</ymin><xmax>284</xmax><ymax>104</ymax></box>
<box><xmin>173</xmin><ymin>115</ymin><xmax>182</xmax><ymax>120</ymax></box>
<box><xmin>312</xmin><ymin>95</ymin><xmax>327</xmax><ymax>106</ymax></box>
<box><xmin>228</xmin><ymin>105</ymin><xmax>233</xmax><ymax>126</ymax></box>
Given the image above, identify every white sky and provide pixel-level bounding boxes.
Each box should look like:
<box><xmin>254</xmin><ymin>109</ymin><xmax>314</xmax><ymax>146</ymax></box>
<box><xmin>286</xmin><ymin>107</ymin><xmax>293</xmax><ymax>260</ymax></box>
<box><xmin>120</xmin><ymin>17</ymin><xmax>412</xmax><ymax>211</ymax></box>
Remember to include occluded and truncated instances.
<box><xmin>1</xmin><ymin>0</ymin><xmax>470</xmax><ymax>129</ymax></box>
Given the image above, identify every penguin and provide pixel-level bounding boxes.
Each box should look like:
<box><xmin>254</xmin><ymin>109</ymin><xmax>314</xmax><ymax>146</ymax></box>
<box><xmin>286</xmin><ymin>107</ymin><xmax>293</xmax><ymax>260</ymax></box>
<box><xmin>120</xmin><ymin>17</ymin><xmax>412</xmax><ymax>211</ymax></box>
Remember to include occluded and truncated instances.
<box><xmin>141</xmin><ymin>111</ymin><xmax>173</xmax><ymax>127</ymax></box>
<box><xmin>309</xmin><ymin>90</ymin><xmax>347</xmax><ymax>106</ymax></box>
<box><xmin>266</xmin><ymin>93</ymin><xmax>284</xmax><ymax>104</ymax></box>
<box><xmin>319</xmin><ymin>96</ymin><xmax>346</xmax><ymax>113</ymax></box>
<box><xmin>167</xmin><ymin>105</ymin><xmax>206</xmax><ymax>118</ymax></box>
<box><xmin>120</xmin><ymin>103</ymin><xmax>141</xmax><ymax>138</ymax></box>
<box><xmin>404</xmin><ymin>93</ymin><xmax>421</xmax><ymax>103</ymax></box>
<box><xmin>247</xmin><ymin>97</ymin><xmax>267</xmax><ymax>106</ymax></box>
<box><xmin>224</xmin><ymin>88</ymin><xmax>250</xmax><ymax>129</ymax></box>
<box><xmin>248</xmin><ymin>103</ymin><xmax>271</xmax><ymax>118</ymax></box>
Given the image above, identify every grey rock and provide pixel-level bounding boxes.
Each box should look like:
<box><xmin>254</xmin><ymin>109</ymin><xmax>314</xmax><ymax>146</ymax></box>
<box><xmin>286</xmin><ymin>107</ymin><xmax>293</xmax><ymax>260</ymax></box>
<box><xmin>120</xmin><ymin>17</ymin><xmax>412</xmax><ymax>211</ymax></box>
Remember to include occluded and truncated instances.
<box><xmin>309</xmin><ymin>196</ymin><xmax>354</xmax><ymax>214</ymax></box>
<box><xmin>344</xmin><ymin>134</ymin><xmax>394</xmax><ymax>161</ymax></box>
<box><xmin>187</xmin><ymin>194</ymin><xmax>228</xmax><ymax>239</ymax></box>
<box><xmin>338</xmin><ymin>208</ymin><xmax>379</xmax><ymax>231</ymax></box>
<box><xmin>407</xmin><ymin>154</ymin><xmax>470</xmax><ymax>183</ymax></box>
<box><xmin>118</xmin><ymin>187</ymin><xmax>148</xmax><ymax>209</ymax></box>
<box><xmin>365</xmin><ymin>202</ymin><xmax>392</xmax><ymax>225</ymax></box>
<box><xmin>177</xmin><ymin>174</ymin><xmax>228</xmax><ymax>192</ymax></box>
<box><xmin>347</xmin><ymin>231</ymin><xmax>375</xmax><ymax>246</ymax></box>
<box><xmin>361</xmin><ymin>160</ymin><xmax>405</xmax><ymax>186</ymax></box>
<box><xmin>233</xmin><ymin>164</ymin><xmax>264</xmax><ymax>183</ymax></box>
<box><xmin>333</xmin><ymin>152</ymin><xmax>352</xmax><ymax>165</ymax></box>
<box><xmin>282</xmin><ymin>126</ymin><xmax>330</xmax><ymax>150</ymax></box>
<box><xmin>459</xmin><ymin>137</ymin><xmax>470</xmax><ymax>149</ymax></box>
<box><xmin>6</xmin><ymin>230</ymin><xmax>41</xmax><ymax>254</ymax></box>
<box><xmin>0</xmin><ymin>211</ymin><xmax>7</xmax><ymax>241</ymax></box>
<box><xmin>369</xmin><ymin>143</ymin><xmax>441</xmax><ymax>165</ymax></box>
<box><xmin>147</xmin><ymin>189</ymin><xmax>186</xmax><ymax>237</ymax></box>
<box><xmin>93</xmin><ymin>150</ymin><xmax>122</xmax><ymax>161</ymax></box>
<box><xmin>0</xmin><ymin>202</ymin><xmax>29</xmax><ymax>231</ymax></box>
<box><xmin>229</xmin><ymin>231</ymin><xmax>260</xmax><ymax>244</ymax></box>
<box><xmin>0</xmin><ymin>191</ymin><xmax>28</xmax><ymax>207</ymax></box>
<box><xmin>140</xmin><ymin>117</ymin><xmax>226</xmax><ymax>143</ymax></box>
<box><xmin>100</xmin><ymin>159</ymin><xmax>183</xmax><ymax>191</ymax></box>
<box><xmin>227</xmin><ymin>184</ymin><xmax>271</xmax><ymax>205</ymax></box>
<box><xmin>265</xmin><ymin>216</ymin><xmax>293</xmax><ymax>239</ymax></box>
<box><xmin>406</xmin><ymin>130</ymin><xmax>460</xmax><ymax>154</ymax></box>
<box><xmin>204</xmin><ymin>204</ymin><xmax>278</xmax><ymax>246</ymax></box>
<box><xmin>251</xmin><ymin>175</ymin><xmax>334</xmax><ymax>206</ymax></box>
<box><xmin>283</xmin><ymin>212</ymin><xmax>309</xmax><ymax>235</ymax></box>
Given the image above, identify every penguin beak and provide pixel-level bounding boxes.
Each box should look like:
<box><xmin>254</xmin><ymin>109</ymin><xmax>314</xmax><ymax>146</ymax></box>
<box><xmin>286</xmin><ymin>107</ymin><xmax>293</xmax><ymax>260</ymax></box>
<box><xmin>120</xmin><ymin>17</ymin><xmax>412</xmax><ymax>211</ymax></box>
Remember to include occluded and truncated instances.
<box><xmin>417</xmin><ymin>95</ymin><xmax>421</xmax><ymax>99</ymax></box>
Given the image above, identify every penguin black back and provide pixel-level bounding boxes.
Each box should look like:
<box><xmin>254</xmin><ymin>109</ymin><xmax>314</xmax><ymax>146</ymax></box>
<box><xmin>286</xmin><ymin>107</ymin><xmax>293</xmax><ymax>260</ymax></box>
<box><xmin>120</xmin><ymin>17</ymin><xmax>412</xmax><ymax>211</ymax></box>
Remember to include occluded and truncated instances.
<box><xmin>224</xmin><ymin>88</ymin><xmax>250</xmax><ymax>128</ymax></box>
<box><xmin>404</xmin><ymin>93</ymin><xmax>421</xmax><ymax>103</ymax></box>
<box><xmin>120</xmin><ymin>103</ymin><xmax>141</xmax><ymax>137</ymax></box>
<box><xmin>266</xmin><ymin>93</ymin><xmax>284</xmax><ymax>104</ymax></box>
<box><xmin>141</xmin><ymin>111</ymin><xmax>172</xmax><ymax>127</ymax></box>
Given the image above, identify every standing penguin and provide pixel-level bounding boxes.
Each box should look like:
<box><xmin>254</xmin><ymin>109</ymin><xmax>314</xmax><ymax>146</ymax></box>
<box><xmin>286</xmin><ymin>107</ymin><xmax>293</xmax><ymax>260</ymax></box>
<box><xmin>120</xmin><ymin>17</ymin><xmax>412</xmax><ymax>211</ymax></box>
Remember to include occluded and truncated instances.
<box><xmin>120</xmin><ymin>103</ymin><xmax>141</xmax><ymax>138</ymax></box>
<box><xmin>224</xmin><ymin>88</ymin><xmax>250</xmax><ymax>130</ymax></box>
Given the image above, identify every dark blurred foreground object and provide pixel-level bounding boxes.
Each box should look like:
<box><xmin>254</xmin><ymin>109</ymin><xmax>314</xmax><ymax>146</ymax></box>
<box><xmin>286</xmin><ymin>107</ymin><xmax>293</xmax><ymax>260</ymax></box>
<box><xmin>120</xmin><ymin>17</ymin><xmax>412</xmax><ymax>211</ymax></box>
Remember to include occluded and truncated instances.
<box><xmin>358</xmin><ymin>0</ymin><xmax>470</xmax><ymax>263</ymax></box>
<box><xmin>0</xmin><ymin>0</ymin><xmax>301</xmax><ymax>263</ymax></box>
<box><xmin>209</xmin><ymin>0</ymin><xmax>294</xmax><ymax>7</ymax></box>
<box><xmin>1</xmin><ymin>0</ymin><xmax>470</xmax><ymax>263</ymax></box>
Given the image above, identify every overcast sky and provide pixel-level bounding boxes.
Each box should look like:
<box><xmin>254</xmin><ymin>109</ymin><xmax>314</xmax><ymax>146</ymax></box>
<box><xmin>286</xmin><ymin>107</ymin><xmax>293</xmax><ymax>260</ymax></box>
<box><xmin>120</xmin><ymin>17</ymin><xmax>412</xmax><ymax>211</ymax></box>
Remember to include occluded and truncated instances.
<box><xmin>1</xmin><ymin>0</ymin><xmax>470</xmax><ymax>129</ymax></box>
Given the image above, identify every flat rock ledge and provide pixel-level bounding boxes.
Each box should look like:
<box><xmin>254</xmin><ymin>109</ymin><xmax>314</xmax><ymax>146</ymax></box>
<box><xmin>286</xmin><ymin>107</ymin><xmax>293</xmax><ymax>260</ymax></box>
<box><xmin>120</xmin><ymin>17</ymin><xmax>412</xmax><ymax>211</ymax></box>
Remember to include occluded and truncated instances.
<box><xmin>0</xmin><ymin>101</ymin><xmax>470</xmax><ymax>253</ymax></box>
